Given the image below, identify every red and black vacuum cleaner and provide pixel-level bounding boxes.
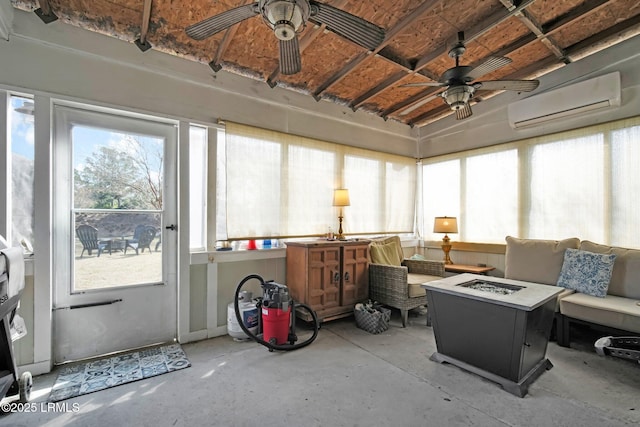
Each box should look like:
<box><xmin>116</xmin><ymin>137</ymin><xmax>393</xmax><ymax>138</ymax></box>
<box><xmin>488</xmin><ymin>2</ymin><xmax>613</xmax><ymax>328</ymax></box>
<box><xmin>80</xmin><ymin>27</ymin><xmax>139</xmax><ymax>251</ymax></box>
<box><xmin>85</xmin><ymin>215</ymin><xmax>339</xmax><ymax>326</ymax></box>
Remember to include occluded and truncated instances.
<box><xmin>233</xmin><ymin>274</ymin><xmax>319</xmax><ymax>351</ymax></box>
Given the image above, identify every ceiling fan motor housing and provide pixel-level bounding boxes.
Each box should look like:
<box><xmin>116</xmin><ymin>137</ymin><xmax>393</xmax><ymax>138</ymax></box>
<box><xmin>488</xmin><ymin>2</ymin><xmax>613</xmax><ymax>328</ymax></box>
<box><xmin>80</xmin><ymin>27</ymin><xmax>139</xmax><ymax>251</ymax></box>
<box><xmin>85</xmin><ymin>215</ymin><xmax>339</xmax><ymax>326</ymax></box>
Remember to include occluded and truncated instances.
<box><xmin>443</xmin><ymin>85</ymin><xmax>476</xmax><ymax>111</ymax></box>
<box><xmin>261</xmin><ymin>0</ymin><xmax>310</xmax><ymax>41</ymax></box>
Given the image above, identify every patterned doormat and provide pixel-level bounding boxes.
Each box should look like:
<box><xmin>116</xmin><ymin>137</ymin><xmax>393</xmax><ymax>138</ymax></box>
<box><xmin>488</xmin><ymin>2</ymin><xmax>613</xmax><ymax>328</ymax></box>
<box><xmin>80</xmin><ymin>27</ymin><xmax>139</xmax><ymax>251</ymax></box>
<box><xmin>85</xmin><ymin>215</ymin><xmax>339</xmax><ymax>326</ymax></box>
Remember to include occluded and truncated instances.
<box><xmin>48</xmin><ymin>343</ymin><xmax>191</xmax><ymax>402</ymax></box>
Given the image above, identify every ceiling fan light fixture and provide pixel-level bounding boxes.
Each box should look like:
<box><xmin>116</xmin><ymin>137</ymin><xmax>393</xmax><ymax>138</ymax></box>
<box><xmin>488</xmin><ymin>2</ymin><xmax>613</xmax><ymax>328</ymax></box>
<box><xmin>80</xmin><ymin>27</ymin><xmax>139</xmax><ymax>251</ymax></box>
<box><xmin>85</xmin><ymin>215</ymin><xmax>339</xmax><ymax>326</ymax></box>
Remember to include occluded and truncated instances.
<box><xmin>262</xmin><ymin>0</ymin><xmax>309</xmax><ymax>41</ymax></box>
<box><xmin>443</xmin><ymin>85</ymin><xmax>475</xmax><ymax>111</ymax></box>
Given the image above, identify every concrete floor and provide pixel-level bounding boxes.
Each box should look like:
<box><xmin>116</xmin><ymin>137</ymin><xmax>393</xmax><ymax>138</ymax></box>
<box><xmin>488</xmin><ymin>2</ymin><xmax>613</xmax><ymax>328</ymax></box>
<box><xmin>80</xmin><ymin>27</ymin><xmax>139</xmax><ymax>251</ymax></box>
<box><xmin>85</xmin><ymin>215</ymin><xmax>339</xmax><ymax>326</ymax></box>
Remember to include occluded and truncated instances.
<box><xmin>1</xmin><ymin>310</ymin><xmax>639</xmax><ymax>427</ymax></box>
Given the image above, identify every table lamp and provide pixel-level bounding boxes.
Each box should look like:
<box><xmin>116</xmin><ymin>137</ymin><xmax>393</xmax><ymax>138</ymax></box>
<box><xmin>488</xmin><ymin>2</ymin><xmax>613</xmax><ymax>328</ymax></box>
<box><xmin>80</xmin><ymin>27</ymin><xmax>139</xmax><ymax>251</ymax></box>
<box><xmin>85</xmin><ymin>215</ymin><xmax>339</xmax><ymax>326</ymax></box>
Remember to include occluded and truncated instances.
<box><xmin>433</xmin><ymin>216</ymin><xmax>458</xmax><ymax>264</ymax></box>
<box><xmin>333</xmin><ymin>188</ymin><xmax>350</xmax><ymax>240</ymax></box>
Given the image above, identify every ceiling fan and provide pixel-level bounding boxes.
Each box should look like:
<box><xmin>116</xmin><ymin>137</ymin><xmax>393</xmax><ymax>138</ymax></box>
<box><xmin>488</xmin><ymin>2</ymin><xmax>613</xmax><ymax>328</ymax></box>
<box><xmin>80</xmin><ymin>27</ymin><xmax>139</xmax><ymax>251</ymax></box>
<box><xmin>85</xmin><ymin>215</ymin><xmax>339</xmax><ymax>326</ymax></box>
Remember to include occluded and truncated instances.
<box><xmin>400</xmin><ymin>32</ymin><xmax>540</xmax><ymax>120</ymax></box>
<box><xmin>186</xmin><ymin>0</ymin><xmax>385</xmax><ymax>75</ymax></box>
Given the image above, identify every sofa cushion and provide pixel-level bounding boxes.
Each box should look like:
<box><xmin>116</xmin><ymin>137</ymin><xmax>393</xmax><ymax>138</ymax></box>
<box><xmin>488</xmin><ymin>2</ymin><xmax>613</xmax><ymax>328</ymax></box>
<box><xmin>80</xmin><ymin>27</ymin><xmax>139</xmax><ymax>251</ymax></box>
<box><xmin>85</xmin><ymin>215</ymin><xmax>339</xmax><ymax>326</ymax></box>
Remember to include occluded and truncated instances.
<box><xmin>579</xmin><ymin>241</ymin><xmax>640</xmax><ymax>299</ymax></box>
<box><xmin>559</xmin><ymin>292</ymin><xmax>640</xmax><ymax>334</ymax></box>
<box><xmin>557</xmin><ymin>249</ymin><xmax>616</xmax><ymax>297</ymax></box>
<box><xmin>370</xmin><ymin>241</ymin><xmax>403</xmax><ymax>266</ymax></box>
<box><xmin>407</xmin><ymin>273</ymin><xmax>441</xmax><ymax>297</ymax></box>
<box><xmin>504</xmin><ymin>236</ymin><xmax>580</xmax><ymax>285</ymax></box>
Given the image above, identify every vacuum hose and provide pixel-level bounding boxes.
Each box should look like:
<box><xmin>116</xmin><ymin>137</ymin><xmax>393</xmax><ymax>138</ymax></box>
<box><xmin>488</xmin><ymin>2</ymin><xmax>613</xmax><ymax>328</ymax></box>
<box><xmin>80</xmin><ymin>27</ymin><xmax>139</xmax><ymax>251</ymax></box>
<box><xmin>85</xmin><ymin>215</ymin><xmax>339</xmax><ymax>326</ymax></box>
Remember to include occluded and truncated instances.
<box><xmin>234</xmin><ymin>274</ymin><xmax>319</xmax><ymax>351</ymax></box>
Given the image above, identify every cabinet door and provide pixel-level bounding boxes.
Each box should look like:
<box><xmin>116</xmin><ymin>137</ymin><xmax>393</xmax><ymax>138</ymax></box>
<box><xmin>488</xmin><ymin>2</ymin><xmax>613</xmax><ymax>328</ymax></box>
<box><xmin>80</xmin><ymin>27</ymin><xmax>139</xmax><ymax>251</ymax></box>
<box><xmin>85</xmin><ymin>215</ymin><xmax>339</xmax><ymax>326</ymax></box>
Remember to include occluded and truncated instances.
<box><xmin>341</xmin><ymin>244</ymin><xmax>369</xmax><ymax>306</ymax></box>
<box><xmin>308</xmin><ymin>246</ymin><xmax>341</xmax><ymax>310</ymax></box>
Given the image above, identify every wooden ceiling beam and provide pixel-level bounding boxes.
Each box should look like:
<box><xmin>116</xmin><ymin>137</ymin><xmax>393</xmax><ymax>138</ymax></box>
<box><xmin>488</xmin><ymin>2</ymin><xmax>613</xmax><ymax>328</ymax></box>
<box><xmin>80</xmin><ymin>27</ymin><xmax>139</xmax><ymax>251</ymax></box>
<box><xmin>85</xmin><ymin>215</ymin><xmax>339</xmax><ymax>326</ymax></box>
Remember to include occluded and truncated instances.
<box><xmin>312</xmin><ymin>0</ymin><xmax>441</xmax><ymax>99</ymax></box>
<box><xmin>565</xmin><ymin>13</ymin><xmax>640</xmax><ymax>61</ymax></box>
<box><xmin>543</xmin><ymin>0</ymin><xmax>613</xmax><ymax>35</ymax></box>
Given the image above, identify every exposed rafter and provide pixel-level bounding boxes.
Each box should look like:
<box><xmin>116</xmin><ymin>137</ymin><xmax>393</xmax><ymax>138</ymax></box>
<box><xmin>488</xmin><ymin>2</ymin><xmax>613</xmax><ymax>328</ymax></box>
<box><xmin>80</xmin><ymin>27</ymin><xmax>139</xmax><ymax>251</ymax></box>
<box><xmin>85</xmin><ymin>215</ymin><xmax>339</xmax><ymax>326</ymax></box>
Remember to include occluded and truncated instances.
<box><xmin>209</xmin><ymin>0</ymin><xmax>255</xmax><ymax>72</ymax></box>
<box><xmin>34</xmin><ymin>0</ymin><xmax>57</xmax><ymax>24</ymax></box>
<box><xmin>135</xmin><ymin>0</ymin><xmax>154</xmax><ymax>52</ymax></box>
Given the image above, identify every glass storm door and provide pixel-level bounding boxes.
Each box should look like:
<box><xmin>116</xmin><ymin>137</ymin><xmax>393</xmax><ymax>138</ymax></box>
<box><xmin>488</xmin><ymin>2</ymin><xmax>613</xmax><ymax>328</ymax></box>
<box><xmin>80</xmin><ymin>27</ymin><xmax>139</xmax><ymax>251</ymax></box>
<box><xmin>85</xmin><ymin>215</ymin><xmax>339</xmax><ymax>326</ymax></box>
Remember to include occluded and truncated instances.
<box><xmin>52</xmin><ymin>105</ymin><xmax>178</xmax><ymax>363</ymax></box>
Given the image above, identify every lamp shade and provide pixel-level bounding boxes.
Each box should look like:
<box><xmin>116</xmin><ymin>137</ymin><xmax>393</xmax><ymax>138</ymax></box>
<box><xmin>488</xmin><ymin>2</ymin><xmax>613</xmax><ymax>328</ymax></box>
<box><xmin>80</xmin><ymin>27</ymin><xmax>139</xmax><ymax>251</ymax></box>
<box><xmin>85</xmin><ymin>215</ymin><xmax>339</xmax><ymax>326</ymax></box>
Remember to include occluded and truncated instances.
<box><xmin>333</xmin><ymin>189</ymin><xmax>350</xmax><ymax>207</ymax></box>
<box><xmin>433</xmin><ymin>216</ymin><xmax>458</xmax><ymax>234</ymax></box>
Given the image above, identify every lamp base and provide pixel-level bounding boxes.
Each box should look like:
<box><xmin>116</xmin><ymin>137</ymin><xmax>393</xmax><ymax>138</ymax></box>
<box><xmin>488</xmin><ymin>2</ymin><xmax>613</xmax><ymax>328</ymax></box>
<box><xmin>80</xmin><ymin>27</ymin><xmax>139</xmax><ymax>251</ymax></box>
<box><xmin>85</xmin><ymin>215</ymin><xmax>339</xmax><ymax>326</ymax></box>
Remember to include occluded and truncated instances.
<box><xmin>336</xmin><ymin>215</ymin><xmax>345</xmax><ymax>240</ymax></box>
<box><xmin>441</xmin><ymin>235</ymin><xmax>453</xmax><ymax>264</ymax></box>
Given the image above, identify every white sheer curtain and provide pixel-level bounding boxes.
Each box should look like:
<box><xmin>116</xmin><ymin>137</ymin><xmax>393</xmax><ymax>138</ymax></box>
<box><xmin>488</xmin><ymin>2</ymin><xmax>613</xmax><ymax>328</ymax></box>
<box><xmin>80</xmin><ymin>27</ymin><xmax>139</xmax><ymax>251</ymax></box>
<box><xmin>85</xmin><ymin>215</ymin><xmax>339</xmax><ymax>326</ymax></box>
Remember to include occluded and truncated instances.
<box><xmin>527</xmin><ymin>134</ymin><xmax>604</xmax><ymax>240</ymax></box>
<box><xmin>423</xmin><ymin>160</ymin><xmax>460</xmax><ymax>241</ymax></box>
<box><xmin>611</xmin><ymin>124</ymin><xmax>640</xmax><ymax>248</ymax></box>
<box><xmin>223</xmin><ymin>122</ymin><xmax>415</xmax><ymax>239</ymax></box>
<box><xmin>422</xmin><ymin>116</ymin><xmax>640</xmax><ymax>248</ymax></box>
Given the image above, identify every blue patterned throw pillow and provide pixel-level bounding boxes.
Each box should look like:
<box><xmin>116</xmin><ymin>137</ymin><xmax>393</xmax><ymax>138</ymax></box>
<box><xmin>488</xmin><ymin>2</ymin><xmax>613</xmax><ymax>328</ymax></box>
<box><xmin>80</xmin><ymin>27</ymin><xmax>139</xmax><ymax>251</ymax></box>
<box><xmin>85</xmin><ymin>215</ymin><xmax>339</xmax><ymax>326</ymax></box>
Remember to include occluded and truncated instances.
<box><xmin>557</xmin><ymin>248</ymin><xmax>616</xmax><ymax>297</ymax></box>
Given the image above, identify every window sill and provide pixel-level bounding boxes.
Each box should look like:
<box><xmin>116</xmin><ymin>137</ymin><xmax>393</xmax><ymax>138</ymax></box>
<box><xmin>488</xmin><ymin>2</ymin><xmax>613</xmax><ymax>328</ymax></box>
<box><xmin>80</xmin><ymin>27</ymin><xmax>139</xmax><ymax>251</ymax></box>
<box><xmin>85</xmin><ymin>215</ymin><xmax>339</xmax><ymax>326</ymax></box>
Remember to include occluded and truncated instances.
<box><xmin>190</xmin><ymin>247</ymin><xmax>286</xmax><ymax>265</ymax></box>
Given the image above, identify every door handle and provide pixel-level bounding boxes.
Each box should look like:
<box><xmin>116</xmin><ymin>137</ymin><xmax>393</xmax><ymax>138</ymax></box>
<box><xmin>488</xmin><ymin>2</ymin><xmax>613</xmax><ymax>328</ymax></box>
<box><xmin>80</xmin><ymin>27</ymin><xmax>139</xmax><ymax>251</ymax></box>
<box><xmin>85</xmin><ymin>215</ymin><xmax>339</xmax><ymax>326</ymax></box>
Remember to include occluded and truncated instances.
<box><xmin>333</xmin><ymin>272</ymin><xmax>340</xmax><ymax>283</ymax></box>
<box><xmin>344</xmin><ymin>272</ymin><xmax>350</xmax><ymax>282</ymax></box>
<box><xmin>166</xmin><ymin>224</ymin><xmax>177</xmax><ymax>231</ymax></box>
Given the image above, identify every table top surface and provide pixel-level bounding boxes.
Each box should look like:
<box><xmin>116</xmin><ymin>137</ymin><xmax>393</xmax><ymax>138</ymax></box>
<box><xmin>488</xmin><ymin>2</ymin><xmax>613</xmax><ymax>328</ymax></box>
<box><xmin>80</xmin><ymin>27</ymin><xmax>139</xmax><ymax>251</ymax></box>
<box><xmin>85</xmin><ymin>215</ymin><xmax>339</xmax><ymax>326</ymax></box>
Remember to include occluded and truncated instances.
<box><xmin>445</xmin><ymin>264</ymin><xmax>495</xmax><ymax>274</ymax></box>
<box><xmin>421</xmin><ymin>273</ymin><xmax>563</xmax><ymax>311</ymax></box>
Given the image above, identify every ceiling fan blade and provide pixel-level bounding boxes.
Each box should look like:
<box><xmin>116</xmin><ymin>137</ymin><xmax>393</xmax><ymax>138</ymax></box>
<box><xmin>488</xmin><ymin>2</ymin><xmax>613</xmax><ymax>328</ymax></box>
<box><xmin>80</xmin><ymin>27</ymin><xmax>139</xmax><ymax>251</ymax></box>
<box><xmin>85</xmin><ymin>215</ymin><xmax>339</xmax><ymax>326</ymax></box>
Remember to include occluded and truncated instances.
<box><xmin>400</xmin><ymin>82</ymin><xmax>445</xmax><ymax>88</ymax></box>
<box><xmin>476</xmin><ymin>79</ymin><xmax>540</xmax><ymax>92</ymax></box>
<box><xmin>279</xmin><ymin>36</ymin><xmax>302</xmax><ymax>75</ymax></box>
<box><xmin>399</xmin><ymin>93</ymin><xmax>441</xmax><ymax>116</ymax></box>
<box><xmin>309</xmin><ymin>1</ymin><xmax>385</xmax><ymax>50</ymax></box>
<box><xmin>465</xmin><ymin>56</ymin><xmax>512</xmax><ymax>81</ymax></box>
<box><xmin>186</xmin><ymin>4</ymin><xmax>258</xmax><ymax>40</ymax></box>
<box><xmin>455</xmin><ymin>103</ymin><xmax>473</xmax><ymax>120</ymax></box>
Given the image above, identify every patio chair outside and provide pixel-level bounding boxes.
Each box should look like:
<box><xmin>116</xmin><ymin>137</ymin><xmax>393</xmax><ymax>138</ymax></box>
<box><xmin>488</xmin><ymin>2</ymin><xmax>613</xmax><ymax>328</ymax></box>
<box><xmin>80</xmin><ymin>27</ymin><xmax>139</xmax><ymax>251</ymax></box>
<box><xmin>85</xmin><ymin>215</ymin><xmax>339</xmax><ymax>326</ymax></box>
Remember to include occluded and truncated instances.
<box><xmin>76</xmin><ymin>225</ymin><xmax>106</xmax><ymax>258</ymax></box>
<box><xmin>125</xmin><ymin>225</ymin><xmax>157</xmax><ymax>255</ymax></box>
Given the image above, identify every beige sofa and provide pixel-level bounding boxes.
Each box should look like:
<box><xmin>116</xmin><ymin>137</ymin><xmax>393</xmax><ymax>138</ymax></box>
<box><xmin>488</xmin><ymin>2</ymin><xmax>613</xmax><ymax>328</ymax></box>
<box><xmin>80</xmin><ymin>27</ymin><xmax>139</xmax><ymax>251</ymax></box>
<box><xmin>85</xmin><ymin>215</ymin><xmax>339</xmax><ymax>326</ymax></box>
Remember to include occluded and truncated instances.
<box><xmin>504</xmin><ymin>236</ymin><xmax>640</xmax><ymax>347</ymax></box>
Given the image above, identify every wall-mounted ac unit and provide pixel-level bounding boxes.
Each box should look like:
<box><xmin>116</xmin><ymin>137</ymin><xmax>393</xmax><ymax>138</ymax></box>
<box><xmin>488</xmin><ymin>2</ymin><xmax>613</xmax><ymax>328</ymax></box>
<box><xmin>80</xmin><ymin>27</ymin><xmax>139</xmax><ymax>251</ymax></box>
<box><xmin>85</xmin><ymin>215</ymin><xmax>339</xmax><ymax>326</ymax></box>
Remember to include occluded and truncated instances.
<box><xmin>507</xmin><ymin>71</ymin><xmax>621</xmax><ymax>129</ymax></box>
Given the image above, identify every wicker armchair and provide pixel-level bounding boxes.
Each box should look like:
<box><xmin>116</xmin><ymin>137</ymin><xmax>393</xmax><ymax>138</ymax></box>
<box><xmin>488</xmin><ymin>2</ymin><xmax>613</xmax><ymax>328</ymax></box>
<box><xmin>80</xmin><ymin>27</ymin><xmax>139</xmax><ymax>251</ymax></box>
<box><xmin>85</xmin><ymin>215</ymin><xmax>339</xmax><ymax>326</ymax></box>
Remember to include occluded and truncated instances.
<box><xmin>369</xmin><ymin>237</ymin><xmax>445</xmax><ymax>327</ymax></box>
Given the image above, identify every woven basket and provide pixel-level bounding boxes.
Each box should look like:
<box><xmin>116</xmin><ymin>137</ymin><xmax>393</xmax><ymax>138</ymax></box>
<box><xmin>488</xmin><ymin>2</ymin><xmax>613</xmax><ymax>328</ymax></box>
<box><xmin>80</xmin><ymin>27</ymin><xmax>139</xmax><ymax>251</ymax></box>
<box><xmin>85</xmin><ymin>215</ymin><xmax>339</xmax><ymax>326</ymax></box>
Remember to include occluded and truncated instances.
<box><xmin>355</xmin><ymin>306</ymin><xmax>391</xmax><ymax>334</ymax></box>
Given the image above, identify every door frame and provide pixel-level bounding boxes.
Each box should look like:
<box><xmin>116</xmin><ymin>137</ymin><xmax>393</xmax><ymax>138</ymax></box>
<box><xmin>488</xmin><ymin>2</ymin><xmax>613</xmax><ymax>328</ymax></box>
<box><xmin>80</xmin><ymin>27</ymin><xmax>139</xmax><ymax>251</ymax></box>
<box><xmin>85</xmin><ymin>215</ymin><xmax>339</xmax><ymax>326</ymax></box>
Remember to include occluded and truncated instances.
<box><xmin>51</xmin><ymin>102</ymin><xmax>178</xmax><ymax>363</ymax></box>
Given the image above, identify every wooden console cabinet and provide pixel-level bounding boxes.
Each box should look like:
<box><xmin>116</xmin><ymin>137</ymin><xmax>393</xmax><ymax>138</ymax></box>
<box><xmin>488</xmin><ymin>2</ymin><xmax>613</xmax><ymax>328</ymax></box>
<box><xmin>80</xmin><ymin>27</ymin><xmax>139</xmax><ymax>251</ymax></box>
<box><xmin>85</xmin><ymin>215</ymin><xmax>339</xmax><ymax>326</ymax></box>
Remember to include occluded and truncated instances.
<box><xmin>286</xmin><ymin>240</ymin><xmax>369</xmax><ymax>323</ymax></box>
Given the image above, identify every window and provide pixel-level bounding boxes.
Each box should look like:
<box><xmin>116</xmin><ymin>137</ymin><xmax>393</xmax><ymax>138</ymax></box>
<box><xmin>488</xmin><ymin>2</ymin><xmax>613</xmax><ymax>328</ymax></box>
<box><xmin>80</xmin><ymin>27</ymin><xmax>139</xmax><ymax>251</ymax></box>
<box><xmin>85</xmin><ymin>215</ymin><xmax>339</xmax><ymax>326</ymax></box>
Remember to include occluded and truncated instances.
<box><xmin>189</xmin><ymin>126</ymin><xmax>207</xmax><ymax>250</ymax></box>
<box><xmin>220</xmin><ymin>122</ymin><xmax>416</xmax><ymax>239</ymax></box>
<box><xmin>9</xmin><ymin>95</ymin><xmax>35</xmax><ymax>249</ymax></box>
<box><xmin>422</xmin><ymin>116</ymin><xmax>640</xmax><ymax>249</ymax></box>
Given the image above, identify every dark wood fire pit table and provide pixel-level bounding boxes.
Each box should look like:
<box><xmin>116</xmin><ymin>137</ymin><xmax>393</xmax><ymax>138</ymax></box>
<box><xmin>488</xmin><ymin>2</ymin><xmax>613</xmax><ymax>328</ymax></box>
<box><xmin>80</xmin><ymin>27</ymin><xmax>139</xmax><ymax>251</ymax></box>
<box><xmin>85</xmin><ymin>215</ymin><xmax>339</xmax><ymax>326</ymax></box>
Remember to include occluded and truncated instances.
<box><xmin>422</xmin><ymin>273</ymin><xmax>562</xmax><ymax>397</ymax></box>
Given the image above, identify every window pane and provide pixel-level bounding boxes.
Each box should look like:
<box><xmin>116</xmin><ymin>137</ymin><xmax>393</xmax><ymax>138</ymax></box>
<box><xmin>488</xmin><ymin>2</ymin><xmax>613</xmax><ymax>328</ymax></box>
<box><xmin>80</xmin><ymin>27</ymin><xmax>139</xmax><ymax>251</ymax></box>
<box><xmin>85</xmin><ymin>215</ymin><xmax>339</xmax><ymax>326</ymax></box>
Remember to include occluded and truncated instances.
<box><xmin>10</xmin><ymin>96</ymin><xmax>35</xmax><ymax>249</ymax></box>
<box><xmin>73</xmin><ymin>125</ymin><xmax>164</xmax><ymax>290</ymax></box>
<box><xmin>225</xmin><ymin>133</ymin><xmax>281</xmax><ymax>238</ymax></box>
<box><xmin>527</xmin><ymin>135</ymin><xmax>604</xmax><ymax>240</ymax></box>
<box><xmin>465</xmin><ymin>150</ymin><xmax>518</xmax><ymax>243</ymax></box>
<box><xmin>189</xmin><ymin>126</ymin><xmax>207</xmax><ymax>250</ymax></box>
<box><xmin>287</xmin><ymin>145</ymin><xmax>335</xmax><ymax>236</ymax></box>
<box><xmin>423</xmin><ymin>160</ymin><xmax>460</xmax><ymax>241</ymax></box>
<box><xmin>386</xmin><ymin>161</ymin><xmax>416</xmax><ymax>233</ymax></box>
<box><xmin>344</xmin><ymin>155</ymin><xmax>381</xmax><ymax>234</ymax></box>
<box><xmin>611</xmin><ymin>125</ymin><xmax>640</xmax><ymax>248</ymax></box>
<box><xmin>216</xmin><ymin>128</ymin><xmax>227</xmax><ymax>241</ymax></box>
